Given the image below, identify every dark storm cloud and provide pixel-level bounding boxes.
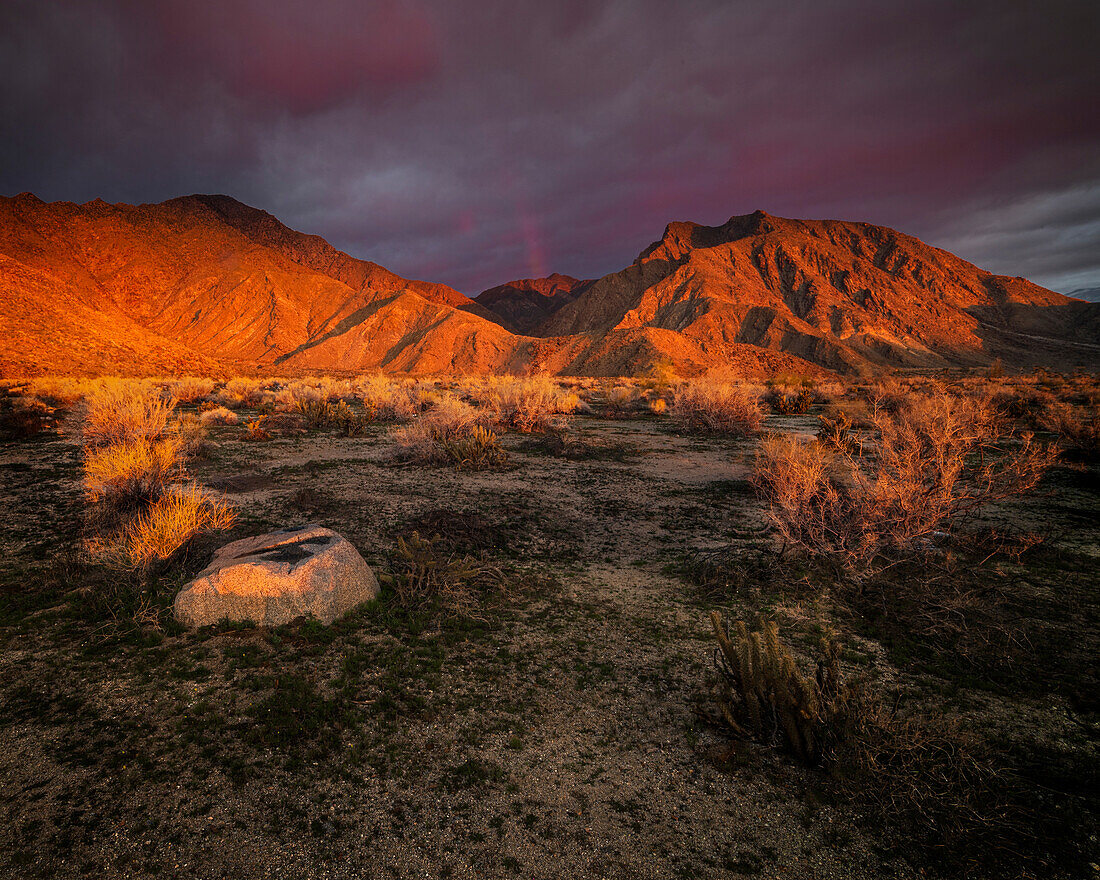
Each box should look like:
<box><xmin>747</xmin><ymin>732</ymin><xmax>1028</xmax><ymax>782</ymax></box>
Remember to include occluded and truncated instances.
<box><xmin>2</xmin><ymin>0</ymin><xmax>1098</xmax><ymax>294</ymax></box>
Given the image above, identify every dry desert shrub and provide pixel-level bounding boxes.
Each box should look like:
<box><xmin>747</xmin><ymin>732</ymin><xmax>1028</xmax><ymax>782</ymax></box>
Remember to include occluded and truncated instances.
<box><xmin>217</xmin><ymin>376</ymin><xmax>268</xmax><ymax>408</ymax></box>
<box><xmin>174</xmin><ymin>414</ymin><xmax>212</xmax><ymax>456</ymax></box>
<box><xmin>673</xmin><ymin>380</ymin><xmax>764</xmax><ymax>436</ymax></box>
<box><xmin>486</xmin><ymin>375</ymin><xmax>580</xmax><ymax>432</ymax></box>
<box><xmin>643</xmin><ymin>358</ymin><xmax>679</xmax><ymax>393</ymax></box>
<box><xmin>199</xmin><ymin>405</ymin><xmax>239</xmax><ymax>426</ymax></box>
<box><xmin>765</xmin><ymin>386</ymin><xmax>816</xmax><ymax>414</ymax></box>
<box><xmin>25</xmin><ymin>375</ymin><xmax>93</xmax><ymax>406</ymax></box>
<box><xmin>604</xmin><ymin>384</ymin><xmax>637</xmax><ymax>416</ymax></box>
<box><xmin>1039</xmin><ymin>401</ymin><xmax>1100</xmax><ymax>459</ymax></box>
<box><xmin>83</xmin><ymin>437</ymin><xmax>184</xmax><ymax>507</ymax></box>
<box><xmin>294</xmin><ymin>398</ymin><xmax>366</xmax><ymax>435</ymax></box>
<box><xmin>754</xmin><ymin>391</ymin><xmax>1057</xmax><ymax>568</ymax></box>
<box><xmin>352</xmin><ymin>374</ymin><xmax>420</xmax><ymax>422</ymax></box>
<box><xmin>98</xmin><ymin>485</ymin><xmax>236</xmax><ymax>570</ymax></box>
<box><xmin>381</xmin><ymin>531</ymin><xmax>494</xmax><ymax>616</ymax></box>
<box><xmin>165</xmin><ymin>376</ymin><xmax>216</xmax><ymax>403</ymax></box>
<box><xmin>394</xmin><ymin>397</ymin><xmax>504</xmax><ymax>469</ymax></box>
<box><xmin>0</xmin><ymin>395</ymin><xmax>62</xmax><ymax>439</ymax></box>
<box><xmin>83</xmin><ymin>381</ymin><xmax>177</xmax><ymax>448</ymax></box>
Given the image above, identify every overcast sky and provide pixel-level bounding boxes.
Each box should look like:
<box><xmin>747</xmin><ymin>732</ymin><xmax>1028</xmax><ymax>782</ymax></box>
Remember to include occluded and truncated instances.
<box><xmin>2</xmin><ymin>0</ymin><xmax>1098</xmax><ymax>296</ymax></box>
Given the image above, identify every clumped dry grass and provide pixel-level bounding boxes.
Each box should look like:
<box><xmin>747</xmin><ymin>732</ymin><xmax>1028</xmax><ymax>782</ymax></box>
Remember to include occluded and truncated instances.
<box><xmin>672</xmin><ymin>380</ymin><xmax>764</xmax><ymax>436</ymax></box>
<box><xmin>83</xmin><ymin>438</ymin><xmax>184</xmax><ymax>507</ymax></box>
<box><xmin>91</xmin><ymin>484</ymin><xmax>236</xmax><ymax>570</ymax></box>
<box><xmin>394</xmin><ymin>397</ymin><xmax>505</xmax><ymax>469</ymax></box>
<box><xmin>24</xmin><ymin>375</ymin><xmax>96</xmax><ymax>406</ymax></box>
<box><xmin>74</xmin><ymin>377</ymin><xmax>236</xmax><ymax>572</ymax></box>
<box><xmin>218</xmin><ymin>377</ymin><xmax>269</xmax><ymax>408</ymax></box>
<box><xmin>165</xmin><ymin>377</ymin><xmax>217</xmax><ymax>404</ymax></box>
<box><xmin>83</xmin><ymin>381</ymin><xmax>177</xmax><ymax>448</ymax></box>
<box><xmin>755</xmin><ymin>390</ymin><xmax>1057</xmax><ymax>568</ymax></box>
<box><xmin>484</xmin><ymin>375</ymin><xmax>580</xmax><ymax>433</ymax></box>
<box><xmin>199</xmin><ymin>405</ymin><xmax>239</xmax><ymax>426</ymax></box>
<box><xmin>604</xmin><ymin>385</ymin><xmax>637</xmax><ymax>416</ymax></box>
<box><xmin>381</xmin><ymin>531</ymin><xmax>496</xmax><ymax>616</ymax></box>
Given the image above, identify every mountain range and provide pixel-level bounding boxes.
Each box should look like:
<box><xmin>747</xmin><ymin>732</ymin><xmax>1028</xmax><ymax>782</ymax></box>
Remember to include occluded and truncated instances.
<box><xmin>1</xmin><ymin>193</ymin><xmax>1096</xmax><ymax>378</ymax></box>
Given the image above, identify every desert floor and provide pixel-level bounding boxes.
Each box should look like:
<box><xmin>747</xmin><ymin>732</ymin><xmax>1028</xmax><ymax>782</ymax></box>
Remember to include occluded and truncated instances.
<box><xmin>1</xmin><ymin>408</ymin><xmax>1097</xmax><ymax>879</ymax></box>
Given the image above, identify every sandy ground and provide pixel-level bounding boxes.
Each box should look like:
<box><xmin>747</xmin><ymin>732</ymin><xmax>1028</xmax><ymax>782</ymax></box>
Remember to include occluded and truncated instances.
<box><xmin>0</xmin><ymin>411</ymin><xmax>1095</xmax><ymax>879</ymax></box>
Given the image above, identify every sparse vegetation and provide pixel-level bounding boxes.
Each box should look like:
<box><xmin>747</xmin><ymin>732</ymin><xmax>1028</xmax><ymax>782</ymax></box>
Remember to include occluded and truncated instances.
<box><xmin>2</xmin><ymin>369</ymin><xmax>1097</xmax><ymax>880</ymax></box>
<box><xmin>754</xmin><ymin>389</ymin><xmax>1057</xmax><ymax>569</ymax></box>
<box><xmin>672</xmin><ymin>380</ymin><xmax>764</xmax><ymax>436</ymax></box>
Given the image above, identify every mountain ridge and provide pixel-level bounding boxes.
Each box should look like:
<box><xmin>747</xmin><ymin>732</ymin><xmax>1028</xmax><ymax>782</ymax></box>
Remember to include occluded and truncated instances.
<box><xmin>0</xmin><ymin>195</ymin><xmax>1095</xmax><ymax>378</ymax></box>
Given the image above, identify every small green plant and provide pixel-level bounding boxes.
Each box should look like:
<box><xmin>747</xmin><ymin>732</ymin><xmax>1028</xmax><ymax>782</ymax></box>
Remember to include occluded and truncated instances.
<box><xmin>709</xmin><ymin>613</ymin><xmax>859</xmax><ymax>766</ymax></box>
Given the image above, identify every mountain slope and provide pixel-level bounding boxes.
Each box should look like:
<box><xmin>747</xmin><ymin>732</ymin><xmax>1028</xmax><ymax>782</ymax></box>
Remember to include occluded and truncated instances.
<box><xmin>539</xmin><ymin>210</ymin><xmax>1099</xmax><ymax>372</ymax></box>
<box><xmin>0</xmin><ymin>196</ymin><xmax>1094</xmax><ymax>378</ymax></box>
<box><xmin>476</xmin><ymin>273</ymin><xmax>593</xmax><ymax>334</ymax></box>
<box><xmin>0</xmin><ymin>194</ymin><xmax>524</xmax><ymax>376</ymax></box>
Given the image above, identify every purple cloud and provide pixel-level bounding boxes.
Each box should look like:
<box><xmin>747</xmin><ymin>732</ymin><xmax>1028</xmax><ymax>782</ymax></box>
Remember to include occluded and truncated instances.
<box><xmin>1</xmin><ymin>0</ymin><xmax>1097</xmax><ymax>294</ymax></box>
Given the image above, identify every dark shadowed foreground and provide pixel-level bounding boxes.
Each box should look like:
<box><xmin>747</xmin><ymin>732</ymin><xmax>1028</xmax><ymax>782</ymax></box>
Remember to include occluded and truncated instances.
<box><xmin>1</xmin><ymin>390</ymin><xmax>1097</xmax><ymax>879</ymax></box>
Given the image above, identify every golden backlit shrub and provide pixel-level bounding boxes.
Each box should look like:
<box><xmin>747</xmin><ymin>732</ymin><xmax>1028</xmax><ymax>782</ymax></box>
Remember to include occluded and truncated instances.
<box><xmin>1039</xmin><ymin>402</ymin><xmax>1100</xmax><ymax>459</ymax></box>
<box><xmin>394</xmin><ymin>397</ymin><xmax>504</xmax><ymax>468</ymax></box>
<box><xmin>217</xmin><ymin>377</ymin><xmax>269</xmax><ymax>408</ymax></box>
<box><xmin>114</xmin><ymin>485</ymin><xmax>236</xmax><ymax>570</ymax></box>
<box><xmin>672</xmin><ymin>381</ymin><xmax>764</xmax><ymax>436</ymax></box>
<box><xmin>754</xmin><ymin>392</ymin><xmax>1057</xmax><ymax>567</ymax></box>
<box><xmin>25</xmin><ymin>376</ymin><xmax>93</xmax><ymax>406</ymax></box>
<box><xmin>83</xmin><ymin>438</ymin><xmax>184</xmax><ymax>505</ymax></box>
<box><xmin>165</xmin><ymin>377</ymin><xmax>216</xmax><ymax>404</ymax></box>
<box><xmin>174</xmin><ymin>414</ymin><xmax>211</xmax><ymax>456</ymax></box>
<box><xmin>486</xmin><ymin>375</ymin><xmax>580</xmax><ymax>432</ymax></box>
<box><xmin>199</xmin><ymin>405</ymin><xmax>239</xmax><ymax>426</ymax></box>
<box><xmin>83</xmin><ymin>381</ymin><xmax>177</xmax><ymax>448</ymax></box>
<box><xmin>605</xmin><ymin>385</ymin><xmax>637</xmax><ymax>415</ymax></box>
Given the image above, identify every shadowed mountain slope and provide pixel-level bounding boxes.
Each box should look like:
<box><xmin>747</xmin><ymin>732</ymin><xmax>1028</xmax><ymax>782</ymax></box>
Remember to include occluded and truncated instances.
<box><xmin>476</xmin><ymin>273</ymin><xmax>593</xmax><ymax>334</ymax></box>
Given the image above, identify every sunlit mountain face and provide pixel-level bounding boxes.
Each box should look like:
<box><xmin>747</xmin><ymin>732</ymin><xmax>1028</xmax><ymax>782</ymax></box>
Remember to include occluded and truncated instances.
<box><xmin>1</xmin><ymin>195</ymin><xmax>1097</xmax><ymax>378</ymax></box>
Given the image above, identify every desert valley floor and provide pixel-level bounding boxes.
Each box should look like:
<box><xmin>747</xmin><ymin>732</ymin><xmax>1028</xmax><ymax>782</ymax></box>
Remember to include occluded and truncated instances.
<box><xmin>0</xmin><ymin>383</ymin><xmax>1097</xmax><ymax>880</ymax></box>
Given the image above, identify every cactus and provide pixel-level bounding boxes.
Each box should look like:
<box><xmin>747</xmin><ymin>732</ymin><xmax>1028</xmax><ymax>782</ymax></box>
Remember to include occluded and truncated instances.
<box><xmin>709</xmin><ymin>612</ymin><xmax>857</xmax><ymax>766</ymax></box>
